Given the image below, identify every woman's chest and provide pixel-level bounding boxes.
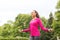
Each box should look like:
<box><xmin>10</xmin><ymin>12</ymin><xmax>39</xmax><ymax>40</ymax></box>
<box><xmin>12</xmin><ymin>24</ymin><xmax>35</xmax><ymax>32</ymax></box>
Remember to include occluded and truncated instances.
<box><xmin>29</xmin><ymin>19</ymin><xmax>38</xmax><ymax>25</ymax></box>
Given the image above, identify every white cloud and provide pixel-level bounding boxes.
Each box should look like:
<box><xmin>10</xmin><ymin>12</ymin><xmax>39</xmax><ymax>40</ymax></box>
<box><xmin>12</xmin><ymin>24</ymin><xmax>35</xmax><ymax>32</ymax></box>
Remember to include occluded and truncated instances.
<box><xmin>0</xmin><ymin>0</ymin><xmax>58</xmax><ymax>26</ymax></box>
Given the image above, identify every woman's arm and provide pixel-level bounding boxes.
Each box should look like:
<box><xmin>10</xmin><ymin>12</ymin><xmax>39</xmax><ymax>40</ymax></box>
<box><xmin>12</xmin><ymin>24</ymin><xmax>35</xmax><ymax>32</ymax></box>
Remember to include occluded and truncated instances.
<box><xmin>22</xmin><ymin>28</ymin><xmax>30</xmax><ymax>32</ymax></box>
<box><xmin>37</xmin><ymin>18</ymin><xmax>48</xmax><ymax>32</ymax></box>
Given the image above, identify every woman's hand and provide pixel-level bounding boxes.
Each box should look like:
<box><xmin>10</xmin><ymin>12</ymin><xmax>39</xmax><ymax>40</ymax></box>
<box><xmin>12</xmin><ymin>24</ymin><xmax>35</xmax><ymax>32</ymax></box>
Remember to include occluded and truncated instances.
<box><xmin>18</xmin><ymin>29</ymin><xmax>23</xmax><ymax>32</ymax></box>
<box><xmin>48</xmin><ymin>28</ymin><xmax>54</xmax><ymax>32</ymax></box>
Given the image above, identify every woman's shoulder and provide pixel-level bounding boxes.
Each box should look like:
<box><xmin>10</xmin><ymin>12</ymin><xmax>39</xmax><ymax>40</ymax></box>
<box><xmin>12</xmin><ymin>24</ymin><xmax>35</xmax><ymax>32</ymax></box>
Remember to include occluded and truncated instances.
<box><xmin>36</xmin><ymin>18</ymin><xmax>40</xmax><ymax>20</ymax></box>
<box><xmin>36</xmin><ymin>18</ymin><xmax>42</xmax><ymax>22</ymax></box>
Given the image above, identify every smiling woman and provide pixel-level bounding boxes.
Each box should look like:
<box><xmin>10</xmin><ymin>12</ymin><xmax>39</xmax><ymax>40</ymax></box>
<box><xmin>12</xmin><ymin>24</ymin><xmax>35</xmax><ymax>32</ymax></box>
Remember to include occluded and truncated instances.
<box><xmin>0</xmin><ymin>0</ymin><xmax>59</xmax><ymax>40</ymax></box>
<box><xmin>19</xmin><ymin>10</ymin><xmax>53</xmax><ymax>40</ymax></box>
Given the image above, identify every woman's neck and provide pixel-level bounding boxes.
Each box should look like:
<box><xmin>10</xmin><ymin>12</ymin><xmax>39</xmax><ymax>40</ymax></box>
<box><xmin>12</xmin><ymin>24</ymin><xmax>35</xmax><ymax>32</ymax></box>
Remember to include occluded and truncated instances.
<box><xmin>32</xmin><ymin>17</ymin><xmax>37</xmax><ymax>20</ymax></box>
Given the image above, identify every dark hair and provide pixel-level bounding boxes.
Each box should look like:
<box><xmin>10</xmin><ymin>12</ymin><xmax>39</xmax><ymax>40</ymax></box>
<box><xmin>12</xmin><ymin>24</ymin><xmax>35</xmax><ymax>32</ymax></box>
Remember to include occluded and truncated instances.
<box><xmin>33</xmin><ymin>10</ymin><xmax>40</xmax><ymax>18</ymax></box>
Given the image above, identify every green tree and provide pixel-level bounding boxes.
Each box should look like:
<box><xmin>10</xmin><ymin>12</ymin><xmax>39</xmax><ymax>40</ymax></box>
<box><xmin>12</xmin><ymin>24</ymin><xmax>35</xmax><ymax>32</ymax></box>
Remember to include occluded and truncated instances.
<box><xmin>52</xmin><ymin>11</ymin><xmax>60</xmax><ymax>38</ymax></box>
<box><xmin>13</xmin><ymin>14</ymin><xmax>32</xmax><ymax>37</ymax></box>
<box><xmin>56</xmin><ymin>0</ymin><xmax>60</xmax><ymax>9</ymax></box>
<box><xmin>46</xmin><ymin>13</ymin><xmax>55</xmax><ymax>40</ymax></box>
<box><xmin>40</xmin><ymin>13</ymin><xmax>54</xmax><ymax>40</ymax></box>
<box><xmin>47</xmin><ymin>12</ymin><xmax>54</xmax><ymax>28</ymax></box>
<box><xmin>54</xmin><ymin>0</ymin><xmax>60</xmax><ymax>39</ymax></box>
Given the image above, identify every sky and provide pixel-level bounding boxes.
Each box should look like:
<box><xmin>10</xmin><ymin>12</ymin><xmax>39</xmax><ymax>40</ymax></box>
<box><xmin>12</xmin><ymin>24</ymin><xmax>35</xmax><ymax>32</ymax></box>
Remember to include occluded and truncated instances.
<box><xmin>0</xmin><ymin>0</ymin><xmax>58</xmax><ymax>26</ymax></box>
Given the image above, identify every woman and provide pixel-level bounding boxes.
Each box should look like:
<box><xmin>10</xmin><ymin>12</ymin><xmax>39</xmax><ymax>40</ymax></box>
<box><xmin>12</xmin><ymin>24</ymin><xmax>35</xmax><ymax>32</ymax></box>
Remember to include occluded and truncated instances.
<box><xmin>19</xmin><ymin>10</ymin><xmax>53</xmax><ymax>40</ymax></box>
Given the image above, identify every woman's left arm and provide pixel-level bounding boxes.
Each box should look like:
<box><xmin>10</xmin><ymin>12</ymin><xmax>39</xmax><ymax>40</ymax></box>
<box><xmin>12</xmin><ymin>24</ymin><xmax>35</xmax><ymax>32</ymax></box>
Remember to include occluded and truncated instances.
<box><xmin>37</xmin><ymin>18</ymin><xmax>48</xmax><ymax>32</ymax></box>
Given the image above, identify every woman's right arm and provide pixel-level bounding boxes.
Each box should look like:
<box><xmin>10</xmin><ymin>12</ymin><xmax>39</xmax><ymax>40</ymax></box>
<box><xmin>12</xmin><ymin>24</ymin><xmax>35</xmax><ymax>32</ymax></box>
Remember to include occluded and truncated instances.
<box><xmin>22</xmin><ymin>28</ymin><xmax>30</xmax><ymax>32</ymax></box>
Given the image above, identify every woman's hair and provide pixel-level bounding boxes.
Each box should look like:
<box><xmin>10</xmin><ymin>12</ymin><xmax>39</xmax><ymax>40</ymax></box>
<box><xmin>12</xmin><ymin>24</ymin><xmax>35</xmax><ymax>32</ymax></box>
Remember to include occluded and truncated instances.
<box><xmin>33</xmin><ymin>10</ymin><xmax>40</xmax><ymax>18</ymax></box>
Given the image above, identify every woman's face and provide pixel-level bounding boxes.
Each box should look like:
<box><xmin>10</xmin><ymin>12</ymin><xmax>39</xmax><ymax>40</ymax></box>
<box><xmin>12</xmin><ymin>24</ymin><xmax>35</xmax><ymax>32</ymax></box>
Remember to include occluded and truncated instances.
<box><xmin>31</xmin><ymin>11</ymin><xmax>36</xmax><ymax>18</ymax></box>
